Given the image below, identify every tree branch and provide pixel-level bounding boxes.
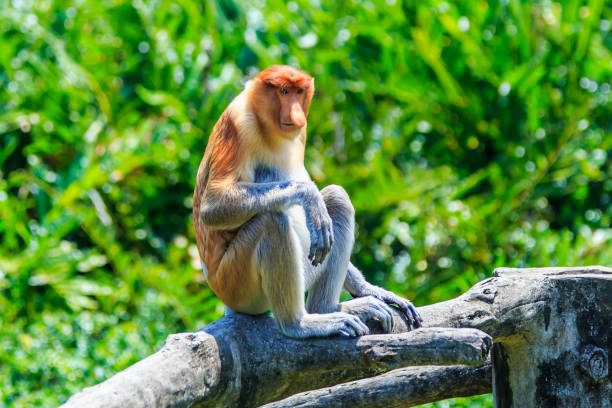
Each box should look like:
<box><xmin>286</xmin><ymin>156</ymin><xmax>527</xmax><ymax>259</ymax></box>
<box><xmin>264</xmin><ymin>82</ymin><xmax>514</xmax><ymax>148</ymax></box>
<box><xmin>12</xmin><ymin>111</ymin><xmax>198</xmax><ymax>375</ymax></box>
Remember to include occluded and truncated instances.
<box><xmin>60</xmin><ymin>317</ymin><xmax>491</xmax><ymax>408</ymax></box>
<box><xmin>262</xmin><ymin>363</ymin><xmax>492</xmax><ymax>408</ymax></box>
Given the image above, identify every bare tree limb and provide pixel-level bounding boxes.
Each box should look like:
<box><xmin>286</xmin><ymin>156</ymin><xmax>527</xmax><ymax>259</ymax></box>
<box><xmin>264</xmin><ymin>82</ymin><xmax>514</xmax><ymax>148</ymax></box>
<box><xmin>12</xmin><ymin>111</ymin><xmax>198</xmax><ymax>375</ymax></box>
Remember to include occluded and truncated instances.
<box><xmin>60</xmin><ymin>321</ymin><xmax>491</xmax><ymax>408</ymax></box>
<box><xmin>261</xmin><ymin>363</ymin><xmax>492</xmax><ymax>408</ymax></box>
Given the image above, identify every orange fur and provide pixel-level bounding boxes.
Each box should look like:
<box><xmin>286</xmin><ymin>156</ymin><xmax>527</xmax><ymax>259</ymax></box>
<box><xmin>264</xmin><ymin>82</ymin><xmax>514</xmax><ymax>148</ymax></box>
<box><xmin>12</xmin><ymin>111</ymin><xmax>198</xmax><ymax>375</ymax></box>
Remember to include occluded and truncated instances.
<box><xmin>205</xmin><ymin>110</ymin><xmax>242</xmax><ymax>190</ymax></box>
<box><xmin>255</xmin><ymin>65</ymin><xmax>313</xmax><ymax>90</ymax></box>
<box><xmin>210</xmin><ymin>226</ymin><xmax>265</xmax><ymax>311</ymax></box>
<box><xmin>193</xmin><ymin>109</ymin><xmax>241</xmax><ymax>287</ymax></box>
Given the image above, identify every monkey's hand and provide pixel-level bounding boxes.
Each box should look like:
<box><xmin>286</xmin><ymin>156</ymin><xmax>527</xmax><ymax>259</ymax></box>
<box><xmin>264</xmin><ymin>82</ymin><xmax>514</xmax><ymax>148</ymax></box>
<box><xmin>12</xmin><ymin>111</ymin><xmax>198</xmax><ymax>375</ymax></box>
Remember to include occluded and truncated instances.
<box><xmin>301</xmin><ymin>184</ymin><xmax>334</xmax><ymax>266</ymax></box>
<box><xmin>340</xmin><ymin>296</ymin><xmax>395</xmax><ymax>333</ymax></box>
<box><xmin>352</xmin><ymin>283</ymin><xmax>422</xmax><ymax>329</ymax></box>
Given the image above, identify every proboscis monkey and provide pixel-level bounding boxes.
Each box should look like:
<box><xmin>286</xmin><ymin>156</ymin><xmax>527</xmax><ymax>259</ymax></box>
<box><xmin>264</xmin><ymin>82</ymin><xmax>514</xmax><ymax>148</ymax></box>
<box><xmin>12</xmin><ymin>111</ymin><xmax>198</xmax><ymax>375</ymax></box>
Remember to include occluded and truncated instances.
<box><xmin>193</xmin><ymin>65</ymin><xmax>422</xmax><ymax>338</ymax></box>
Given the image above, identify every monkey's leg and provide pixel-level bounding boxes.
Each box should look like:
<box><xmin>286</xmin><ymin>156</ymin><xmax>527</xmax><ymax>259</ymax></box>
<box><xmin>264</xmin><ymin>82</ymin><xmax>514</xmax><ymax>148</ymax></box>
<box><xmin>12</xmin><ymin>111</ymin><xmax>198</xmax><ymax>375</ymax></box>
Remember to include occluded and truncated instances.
<box><xmin>254</xmin><ymin>211</ymin><xmax>369</xmax><ymax>339</ymax></box>
<box><xmin>305</xmin><ymin>185</ymin><xmax>355</xmax><ymax>313</ymax></box>
<box><xmin>305</xmin><ymin>188</ymin><xmax>420</xmax><ymax>328</ymax></box>
<box><xmin>304</xmin><ymin>185</ymin><xmax>396</xmax><ymax>332</ymax></box>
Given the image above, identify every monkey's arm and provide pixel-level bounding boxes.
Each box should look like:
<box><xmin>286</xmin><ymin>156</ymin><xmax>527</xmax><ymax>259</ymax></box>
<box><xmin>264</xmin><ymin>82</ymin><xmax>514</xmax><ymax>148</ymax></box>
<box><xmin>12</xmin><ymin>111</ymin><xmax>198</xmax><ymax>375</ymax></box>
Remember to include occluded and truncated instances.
<box><xmin>199</xmin><ymin>181</ymin><xmax>333</xmax><ymax>265</ymax></box>
<box><xmin>344</xmin><ymin>263</ymin><xmax>422</xmax><ymax>328</ymax></box>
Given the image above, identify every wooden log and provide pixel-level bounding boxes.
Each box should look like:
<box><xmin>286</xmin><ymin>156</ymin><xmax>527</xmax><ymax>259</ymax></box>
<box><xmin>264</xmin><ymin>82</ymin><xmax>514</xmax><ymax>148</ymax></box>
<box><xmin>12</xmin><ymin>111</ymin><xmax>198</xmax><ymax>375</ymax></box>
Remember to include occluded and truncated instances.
<box><xmin>60</xmin><ymin>323</ymin><xmax>491</xmax><ymax>408</ymax></box>
<box><xmin>61</xmin><ymin>265</ymin><xmax>611</xmax><ymax>407</ymax></box>
<box><xmin>261</xmin><ymin>363</ymin><xmax>492</xmax><ymax>408</ymax></box>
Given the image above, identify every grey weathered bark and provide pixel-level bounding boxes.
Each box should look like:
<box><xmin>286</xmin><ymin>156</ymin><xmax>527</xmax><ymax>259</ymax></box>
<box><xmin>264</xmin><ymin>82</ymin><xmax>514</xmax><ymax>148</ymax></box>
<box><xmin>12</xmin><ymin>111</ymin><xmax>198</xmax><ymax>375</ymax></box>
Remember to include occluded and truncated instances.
<box><xmin>60</xmin><ymin>324</ymin><xmax>491</xmax><ymax>408</ymax></box>
<box><xmin>261</xmin><ymin>363</ymin><xmax>492</xmax><ymax>408</ymax></box>
<box><xmin>61</xmin><ymin>266</ymin><xmax>611</xmax><ymax>408</ymax></box>
<box><xmin>417</xmin><ymin>266</ymin><xmax>612</xmax><ymax>408</ymax></box>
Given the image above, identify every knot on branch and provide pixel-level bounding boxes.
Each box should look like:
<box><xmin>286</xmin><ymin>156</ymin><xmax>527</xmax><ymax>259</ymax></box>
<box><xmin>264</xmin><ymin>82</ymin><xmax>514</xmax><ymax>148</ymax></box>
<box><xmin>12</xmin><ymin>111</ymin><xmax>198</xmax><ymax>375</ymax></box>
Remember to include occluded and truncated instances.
<box><xmin>580</xmin><ymin>345</ymin><xmax>608</xmax><ymax>382</ymax></box>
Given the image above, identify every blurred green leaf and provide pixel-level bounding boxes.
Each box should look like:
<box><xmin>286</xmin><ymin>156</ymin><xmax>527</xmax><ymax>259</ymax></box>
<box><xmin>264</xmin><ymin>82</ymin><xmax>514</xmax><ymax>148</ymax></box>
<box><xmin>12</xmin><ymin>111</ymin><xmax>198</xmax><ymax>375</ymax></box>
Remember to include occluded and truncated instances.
<box><xmin>0</xmin><ymin>0</ymin><xmax>611</xmax><ymax>407</ymax></box>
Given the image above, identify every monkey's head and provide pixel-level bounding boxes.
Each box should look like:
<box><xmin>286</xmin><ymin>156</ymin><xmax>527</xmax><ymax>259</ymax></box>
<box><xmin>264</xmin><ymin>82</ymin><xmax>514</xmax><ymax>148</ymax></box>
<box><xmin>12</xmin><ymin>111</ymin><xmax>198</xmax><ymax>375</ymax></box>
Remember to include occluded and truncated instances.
<box><xmin>250</xmin><ymin>65</ymin><xmax>314</xmax><ymax>140</ymax></box>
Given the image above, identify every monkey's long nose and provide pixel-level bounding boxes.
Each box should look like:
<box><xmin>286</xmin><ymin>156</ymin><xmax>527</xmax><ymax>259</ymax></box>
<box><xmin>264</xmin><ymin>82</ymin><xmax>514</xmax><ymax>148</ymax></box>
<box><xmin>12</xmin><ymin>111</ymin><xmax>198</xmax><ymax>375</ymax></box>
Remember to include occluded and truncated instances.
<box><xmin>290</xmin><ymin>103</ymin><xmax>306</xmax><ymax>128</ymax></box>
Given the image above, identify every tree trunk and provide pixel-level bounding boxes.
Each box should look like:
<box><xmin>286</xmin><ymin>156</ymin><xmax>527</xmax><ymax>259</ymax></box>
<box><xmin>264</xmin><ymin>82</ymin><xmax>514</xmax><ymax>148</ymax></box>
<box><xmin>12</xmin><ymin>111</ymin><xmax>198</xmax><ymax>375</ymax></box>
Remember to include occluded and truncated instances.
<box><xmin>418</xmin><ymin>266</ymin><xmax>612</xmax><ymax>407</ymax></box>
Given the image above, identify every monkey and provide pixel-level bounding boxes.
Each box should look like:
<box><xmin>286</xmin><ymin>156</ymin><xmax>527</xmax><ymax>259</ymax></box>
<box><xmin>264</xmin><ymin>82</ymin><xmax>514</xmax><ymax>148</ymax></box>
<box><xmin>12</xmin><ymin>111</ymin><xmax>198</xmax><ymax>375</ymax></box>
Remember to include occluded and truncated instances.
<box><xmin>193</xmin><ymin>65</ymin><xmax>422</xmax><ymax>338</ymax></box>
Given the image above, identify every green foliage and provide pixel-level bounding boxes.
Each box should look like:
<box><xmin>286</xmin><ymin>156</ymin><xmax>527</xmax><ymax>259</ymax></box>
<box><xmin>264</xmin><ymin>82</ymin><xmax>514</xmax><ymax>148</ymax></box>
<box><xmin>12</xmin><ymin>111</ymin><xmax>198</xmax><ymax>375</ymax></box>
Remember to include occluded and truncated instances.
<box><xmin>0</xmin><ymin>0</ymin><xmax>610</xmax><ymax>406</ymax></box>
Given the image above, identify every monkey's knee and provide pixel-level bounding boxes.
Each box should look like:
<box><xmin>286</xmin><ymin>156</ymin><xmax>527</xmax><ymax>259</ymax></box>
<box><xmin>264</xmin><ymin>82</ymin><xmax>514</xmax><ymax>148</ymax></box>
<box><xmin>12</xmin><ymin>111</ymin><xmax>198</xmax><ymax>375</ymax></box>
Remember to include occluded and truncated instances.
<box><xmin>322</xmin><ymin>184</ymin><xmax>354</xmax><ymax>215</ymax></box>
<box><xmin>321</xmin><ymin>185</ymin><xmax>355</xmax><ymax>231</ymax></box>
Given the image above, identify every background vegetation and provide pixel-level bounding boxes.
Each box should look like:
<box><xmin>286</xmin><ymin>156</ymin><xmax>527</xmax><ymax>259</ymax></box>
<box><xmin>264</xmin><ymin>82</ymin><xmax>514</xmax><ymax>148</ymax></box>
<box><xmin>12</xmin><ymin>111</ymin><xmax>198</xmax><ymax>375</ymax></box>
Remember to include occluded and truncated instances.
<box><xmin>1</xmin><ymin>0</ymin><xmax>610</xmax><ymax>406</ymax></box>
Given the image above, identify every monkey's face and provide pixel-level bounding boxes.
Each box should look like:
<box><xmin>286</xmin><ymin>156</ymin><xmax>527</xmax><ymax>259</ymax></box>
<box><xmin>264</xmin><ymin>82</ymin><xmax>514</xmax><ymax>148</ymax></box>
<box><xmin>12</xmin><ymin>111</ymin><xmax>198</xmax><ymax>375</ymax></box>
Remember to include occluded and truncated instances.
<box><xmin>274</xmin><ymin>86</ymin><xmax>309</xmax><ymax>139</ymax></box>
<box><xmin>250</xmin><ymin>69</ymin><xmax>314</xmax><ymax>141</ymax></box>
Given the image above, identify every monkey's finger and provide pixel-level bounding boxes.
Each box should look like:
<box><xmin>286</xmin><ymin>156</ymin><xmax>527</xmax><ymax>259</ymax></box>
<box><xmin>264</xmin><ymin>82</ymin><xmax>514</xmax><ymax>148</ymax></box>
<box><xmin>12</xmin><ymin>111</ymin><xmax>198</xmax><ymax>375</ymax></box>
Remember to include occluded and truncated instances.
<box><xmin>312</xmin><ymin>244</ymin><xmax>321</xmax><ymax>266</ymax></box>
<box><xmin>315</xmin><ymin>229</ymin><xmax>327</xmax><ymax>265</ymax></box>
<box><xmin>310</xmin><ymin>240</ymin><xmax>321</xmax><ymax>266</ymax></box>
<box><xmin>337</xmin><ymin>315</ymin><xmax>360</xmax><ymax>337</ymax></box>
<box><xmin>366</xmin><ymin>298</ymin><xmax>394</xmax><ymax>333</ymax></box>
<box><xmin>311</xmin><ymin>224</ymin><xmax>322</xmax><ymax>264</ymax></box>
<box><xmin>413</xmin><ymin>305</ymin><xmax>423</xmax><ymax>324</ymax></box>
<box><xmin>400</xmin><ymin>302</ymin><xmax>422</xmax><ymax>328</ymax></box>
<box><xmin>318</xmin><ymin>225</ymin><xmax>329</xmax><ymax>264</ymax></box>
<box><xmin>356</xmin><ymin>320</ymin><xmax>370</xmax><ymax>336</ymax></box>
<box><xmin>375</xmin><ymin>302</ymin><xmax>395</xmax><ymax>333</ymax></box>
<box><xmin>322</xmin><ymin>219</ymin><xmax>333</xmax><ymax>254</ymax></box>
<box><xmin>308</xmin><ymin>222</ymin><xmax>320</xmax><ymax>262</ymax></box>
<box><xmin>376</xmin><ymin>292</ymin><xmax>421</xmax><ymax>328</ymax></box>
<box><xmin>318</xmin><ymin>243</ymin><xmax>327</xmax><ymax>265</ymax></box>
<box><xmin>346</xmin><ymin>315</ymin><xmax>370</xmax><ymax>336</ymax></box>
<box><xmin>308</xmin><ymin>236</ymin><xmax>318</xmax><ymax>264</ymax></box>
<box><xmin>407</xmin><ymin>304</ymin><xmax>423</xmax><ymax>327</ymax></box>
<box><xmin>398</xmin><ymin>299</ymin><xmax>421</xmax><ymax>323</ymax></box>
<box><xmin>364</xmin><ymin>306</ymin><xmax>392</xmax><ymax>333</ymax></box>
<box><xmin>317</xmin><ymin>240</ymin><xmax>330</xmax><ymax>266</ymax></box>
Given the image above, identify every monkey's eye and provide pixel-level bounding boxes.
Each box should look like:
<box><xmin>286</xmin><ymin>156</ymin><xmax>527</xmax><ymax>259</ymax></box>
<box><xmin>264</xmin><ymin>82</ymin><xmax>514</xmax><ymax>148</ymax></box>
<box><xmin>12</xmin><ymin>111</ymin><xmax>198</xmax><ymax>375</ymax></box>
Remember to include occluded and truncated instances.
<box><xmin>296</xmin><ymin>88</ymin><xmax>304</xmax><ymax>94</ymax></box>
<box><xmin>279</xmin><ymin>88</ymin><xmax>289</xmax><ymax>95</ymax></box>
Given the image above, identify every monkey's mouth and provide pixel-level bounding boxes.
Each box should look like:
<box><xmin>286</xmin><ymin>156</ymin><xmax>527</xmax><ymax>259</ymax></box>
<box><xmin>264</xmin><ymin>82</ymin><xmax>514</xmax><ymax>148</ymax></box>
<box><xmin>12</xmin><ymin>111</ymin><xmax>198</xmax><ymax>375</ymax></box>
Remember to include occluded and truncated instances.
<box><xmin>280</xmin><ymin>123</ymin><xmax>300</xmax><ymax>129</ymax></box>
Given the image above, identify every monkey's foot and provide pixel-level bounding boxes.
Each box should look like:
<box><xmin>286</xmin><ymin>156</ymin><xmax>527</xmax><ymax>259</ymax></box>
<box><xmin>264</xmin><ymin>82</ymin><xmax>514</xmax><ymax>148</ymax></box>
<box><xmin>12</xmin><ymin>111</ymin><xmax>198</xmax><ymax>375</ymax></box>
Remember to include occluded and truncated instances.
<box><xmin>353</xmin><ymin>284</ymin><xmax>423</xmax><ymax>329</ymax></box>
<box><xmin>340</xmin><ymin>296</ymin><xmax>395</xmax><ymax>333</ymax></box>
<box><xmin>279</xmin><ymin>312</ymin><xmax>370</xmax><ymax>339</ymax></box>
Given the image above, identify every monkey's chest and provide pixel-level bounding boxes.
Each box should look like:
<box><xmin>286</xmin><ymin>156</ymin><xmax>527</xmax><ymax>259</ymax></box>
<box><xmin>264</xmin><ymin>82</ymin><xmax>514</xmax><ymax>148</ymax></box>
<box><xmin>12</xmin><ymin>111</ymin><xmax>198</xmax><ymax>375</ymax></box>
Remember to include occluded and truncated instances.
<box><xmin>251</xmin><ymin>162</ymin><xmax>311</xmax><ymax>253</ymax></box>
<box><xmin>250</xmin><ymin>163</ymin><xmax>310</xmax><ymax>183</ymax></box>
